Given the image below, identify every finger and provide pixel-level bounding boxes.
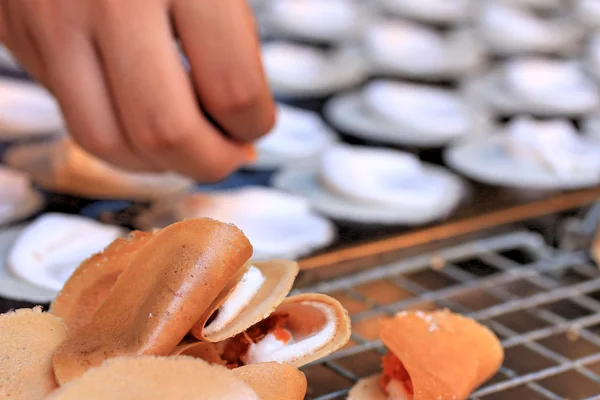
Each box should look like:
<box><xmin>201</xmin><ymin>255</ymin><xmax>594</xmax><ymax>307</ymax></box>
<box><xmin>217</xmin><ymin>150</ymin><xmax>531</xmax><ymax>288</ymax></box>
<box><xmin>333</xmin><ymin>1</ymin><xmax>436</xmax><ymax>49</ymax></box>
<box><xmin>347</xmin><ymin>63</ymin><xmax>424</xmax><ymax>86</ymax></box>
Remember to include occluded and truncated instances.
<box><xmin>1</xmin><ymin>1</ymin><xmax>47</xmax><ymax>85</ymax></box>
<box><xmin>93</xmin><ymin>0</ymin><xmax>250</xmax><ymax>181</ymax></box>
<box><xmin>42</xmin><ymin>35</ymin><xmax>160</xmax><ymax>172</ymax></box>
<box><xmin>172</xmin><ymin>0</ymin><xmax>275</xmax><ymax>142</ymax></box>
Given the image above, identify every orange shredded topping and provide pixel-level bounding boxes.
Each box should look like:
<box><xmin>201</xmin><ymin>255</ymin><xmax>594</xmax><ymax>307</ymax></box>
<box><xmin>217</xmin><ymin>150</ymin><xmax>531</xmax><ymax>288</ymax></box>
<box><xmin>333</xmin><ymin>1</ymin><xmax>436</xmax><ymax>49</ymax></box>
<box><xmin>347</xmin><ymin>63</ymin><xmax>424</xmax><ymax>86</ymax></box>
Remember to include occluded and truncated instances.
<box><xmin>221</xmin><ymin>313</ymin><xmax>290</xmax><ymax>369</ymax></box>
<box><xmin>380</xmin><ymin>353</ymin><xmax>414</xmax><ymax>395</ymax></box>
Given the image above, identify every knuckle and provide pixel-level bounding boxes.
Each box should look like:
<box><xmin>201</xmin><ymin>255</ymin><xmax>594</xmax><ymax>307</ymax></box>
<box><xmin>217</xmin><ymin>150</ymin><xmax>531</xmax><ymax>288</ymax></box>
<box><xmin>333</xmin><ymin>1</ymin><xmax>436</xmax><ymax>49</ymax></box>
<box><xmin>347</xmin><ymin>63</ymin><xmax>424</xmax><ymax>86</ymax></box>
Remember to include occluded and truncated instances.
<box><xmin>212</xmin><ymin>80</ymin><xmax>263</xmax><ymax>115</ymax></box>
<box><xmin>136</xmin><ymin>112</ymin><xmax>188</xmax><ymax>153</ymax></box>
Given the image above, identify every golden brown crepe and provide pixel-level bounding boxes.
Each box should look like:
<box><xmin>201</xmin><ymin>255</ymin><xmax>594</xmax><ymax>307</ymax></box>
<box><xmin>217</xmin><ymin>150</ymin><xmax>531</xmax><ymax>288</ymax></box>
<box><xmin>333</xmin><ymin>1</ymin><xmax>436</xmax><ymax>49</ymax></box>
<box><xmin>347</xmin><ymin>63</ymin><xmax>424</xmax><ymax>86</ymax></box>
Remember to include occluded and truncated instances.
<box><xmin>50</xmin><ymin>231</ymin><xmax>155</xmax><ymax>333</ymax></box>
<box><xmin>232</xmin><ymin>363</ymin><xmax>307</xmax><ymax>400</ymax></box>
<box><xmin>0</xmin><ymin>308</ymin><xmax>67</xmax><ymax>400</ymax></box>
<box><xmin>348</xmin><ymin>310</ymin><xmax>503</xmax><ymax>400</ymax></box>
<box><xmin>52</xmin><ymin>218</ymin><xmax>253</xmax><ymax>384</ymax></box>
<box><xmin>179</xmin><ymin>293</ymin><xmax>351</xmax><ymax>369</ymax></box>
<box><xmin>47</xmin><ymin>356</ymin><xmax>259</xmax><ymax>400</ymax></box>
<box><xmin>4</xmin><ymin>139</ymin><xmax>193</xmax><ymax>200</ymax></box>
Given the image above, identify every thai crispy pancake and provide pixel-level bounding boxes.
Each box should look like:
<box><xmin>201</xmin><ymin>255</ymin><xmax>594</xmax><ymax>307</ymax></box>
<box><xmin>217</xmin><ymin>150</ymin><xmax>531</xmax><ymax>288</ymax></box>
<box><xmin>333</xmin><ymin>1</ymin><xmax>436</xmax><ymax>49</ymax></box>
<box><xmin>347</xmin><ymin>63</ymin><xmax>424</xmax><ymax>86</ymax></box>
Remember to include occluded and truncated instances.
<box><xmin>47</xmin><ymin>356</ymin><xmax>259</xmax><ymax>400</ymax></box>
<box><xmin>52</xmin><ymin>218</ymin><xmax>252</xmax><ymax>384</ymax></box>
<box><xmin>350</xmin><ymin>309</ymin><xmax>503</xmax><ymax>400</ymax></box>
<box><xmin>0</xmin><ymin>308</ymin><xmax>67</xmax><ymax>400</ymax></box>
<box><xmin>232</xmin><ymin>363</ymin><xmax>308</xmax><ymax>400</ymax></box>
<box><xmin>50</xmin><ymin>231</ymin><xmax>155</xmax><ymax>333</ymax></box>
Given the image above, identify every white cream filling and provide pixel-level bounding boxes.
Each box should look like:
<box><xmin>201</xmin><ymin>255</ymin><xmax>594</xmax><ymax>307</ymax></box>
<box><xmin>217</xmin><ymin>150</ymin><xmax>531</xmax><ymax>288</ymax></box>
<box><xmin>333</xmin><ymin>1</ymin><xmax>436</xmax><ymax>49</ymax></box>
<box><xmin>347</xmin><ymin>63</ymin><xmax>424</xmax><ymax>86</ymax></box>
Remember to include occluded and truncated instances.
<box><xmin>261</xmin><ymin>42</ymin><xmax>328</xmax><ymax>84</ymax></box>
<box><xmin>506</xmin><ymin>118</ymin><xmax>600</xmax><ymax>177</ymax></box>
<box><xmin>386</xmin><ymin>380</ymin><xmax>412</xmax><ymax>400</ymax></box>
<box><xmin>480</xmin><ymin>1</ymin><xmax>553</xmax><ymax>46</ymax></box>
<box><xmin>321</xmin><ymin>144</ymin><xmax>448</xmax><ymax>209</ymax></box>
<box><xmin>256</xmin><ymin>105</ymin><xmax>334</xmax><ymax>158</ymax></box>
<box><xmin>204</xmin><ymin>266</ymin><xmax>266</xmax><ymax>336</ymax></box>
<box><xmin>176</xmin><ymin>187</ymin><xmax>331</xmax><ymax>259</ymax></box>
<box><xmin>8</xmin><ymin>213</ymin><xmax>124</xmax><ymax>291</ymax></box>
<box><xmin>362</xmin><ymin>81</ymin><xmax>471</xmax><ymax>137</ymax></box>
<box><xmin>268</xmin><ymin>0</ymin><xmax>359</xmax><ymax>39</ymax></box>
<box><xmin>0</xmin><ymin>167</ymin><xmax>30</xmax><ymax>220</ymax></box>
<box><xmin>504</xmin><ymin>58</ymin><xmax>598</xmax><ymax>110</ymax></box>
<box><xmin>242</xmin><ymin>301</ymin><xmax>337</xmax><ymax>365</ymax></box>
<box><xmin>365</xmin><ymin>21</ymin><xmax>446</xmax><ymax>73</ymax></box>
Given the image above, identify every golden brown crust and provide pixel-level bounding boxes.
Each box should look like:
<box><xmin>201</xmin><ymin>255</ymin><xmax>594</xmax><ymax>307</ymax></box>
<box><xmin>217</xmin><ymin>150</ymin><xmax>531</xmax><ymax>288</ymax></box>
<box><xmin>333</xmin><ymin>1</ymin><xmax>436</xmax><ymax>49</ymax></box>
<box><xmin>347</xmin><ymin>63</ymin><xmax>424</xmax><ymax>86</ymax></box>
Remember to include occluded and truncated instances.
<box><xmin>232</xmin><ymin>363</ymin><xmax>307</xmax><ymax>400</ymax></box>
<box><xmin>52</xmin><ymin>218</ymin><xmax>252</xmax><ymax>385</ymax></box>
<box><xmin>0</xmin><ymin>308</ymin><xmax>67</xmax><ymax>400</ymax></box>
<box><xmin>50</xmin><ymin>231</ymin><xmax>155</xmax><ymax>333</ymax></box>
<box><xmin>47</xmin><ymin>356</ymin><xmax>259</xmax><ymax>400</ymax></box>
<box><xmin>379</xmin><ymin>310</ymin><xmax>504</xmax><ymax>400</ymax></box>
<box><xmin>170</xmin><ymin>341</ymin><xmax>225</xmax><ymax>365</ymax></box>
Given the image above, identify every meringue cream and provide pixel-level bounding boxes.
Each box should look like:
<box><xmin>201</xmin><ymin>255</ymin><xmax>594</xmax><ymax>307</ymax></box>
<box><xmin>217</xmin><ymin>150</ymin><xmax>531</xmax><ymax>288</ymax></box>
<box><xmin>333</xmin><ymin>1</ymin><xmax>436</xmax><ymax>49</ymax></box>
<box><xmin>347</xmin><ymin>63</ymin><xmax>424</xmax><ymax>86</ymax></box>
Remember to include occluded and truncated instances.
<box><xmin>362</xmin><ymin>81</ymin><xmax>472</xmax><ymax>138</ymax></box>
<box><xmin>265</xmin><ymin>0</ymin><xmax>361</xmax><ymax>42</ymax></box>
<box><xmin>506</xmin><ymin>118</ymin><xmax>600</xmax><ymax>177</ymax></box>
<box><xmin>504</xmin><ymin>58</ymin><xmax>598</xmax><ymax>112</ymax></box>
<box><xmin>173</xmin><ymin>187</ymin><xmax>334</xmax><ymax>259</ymax></box>
<box><xmin>255</xmin><ymin>104</ymin><xmax>336</xmax><ymax>164</ymax></box>
<box><xmin>242</xmin><ymin>301</ymin><xmax>337</xmax><ymax>365</ymax></box>
<box><xmin>204</xmin><ymin>266</ymin><xmax>266</xmax><ymax>336</ymax></box>
<box><xmin>320</xmin><ymin>144</ymin><xmax>448</xmax><ymax>210</ymax></box>
<box><xmin>8</xmin><ymin>213</ymin><xmax>124</xmax><ymax>291</ymax></box>
<box><xmin>262</xmin><ymin>42</ymin><xmax>327</xmax><ymax>84</ymax></box>
<box><xmin>379</xmin><ymin>0</ymin><xmax>472</xmax><ymax>24</ymax></box>
<box><xmin>0</xmin><ymin>167</ymin><xmax>33</xmax><ymax>223</ymax></box>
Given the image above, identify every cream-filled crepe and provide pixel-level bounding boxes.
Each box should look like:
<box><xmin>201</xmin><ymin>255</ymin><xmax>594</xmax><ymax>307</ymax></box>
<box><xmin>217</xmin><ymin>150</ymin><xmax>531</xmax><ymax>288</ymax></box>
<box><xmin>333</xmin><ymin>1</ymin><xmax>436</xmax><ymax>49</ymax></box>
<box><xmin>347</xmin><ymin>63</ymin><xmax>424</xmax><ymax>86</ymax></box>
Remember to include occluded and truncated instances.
<box><xmin>477</xmin><ymin>0</ymin><xmax>582</xmax><ymax>55</ymax></box>
<box><xmin>263</xmin><ymin>0</ymin><xmax>364</xmax><ymax>43</ymax></box>
<box><xmin>176</xmin><ymin>293</ymin><xmax>350</xmax><ymax>369</ymax></box>
<box><xmin>376</xmin><ymin>0</ymin><xmax>473</xmax><ymax>24</ymax></box>
<box><xmin>8</xmin><ymin>213</ymin><xmax>124</xmax><ymax>292</ymax></box>
<box><xmin>52</xmin><ymin>219</ymin><xmax>254</xmax><ymax>384</ymax></box>
<box><xmin>48</xmin><ymin>356</ymin><xmax>260</xmax><ymax>400</ymax></box>
<box><xmin>471</xmin><ymin>57</ymin><xmax>599</xmax><ymax>116</ymax></box>
<box><xmin>505</xmin><ymin>118</ymin><xmax>600</xmax><ymax>178</ymax></box>
<box><xmin>261</xmin><ymin>41</ymin><xmax>367</xmax><ymax>98</ymax></box>
<box><xmin>325</xmin><ymin>81</ymin><xmax>485</xmax><ymax>147</ymax></box>
<box><xmin>4</xmin><ymin>138</ymin><xmax>193</xmax><ymax>200</ymax></box>
<box><xmin>0</xmin><ymin>165</ymin><xmax>44</xmax><ymax>226</ymax></box>
<box><xmin>445</xmin><ymin>118</ymin><xmax>600</xmax><ymax>189</ymax></box>
<box><xmin>0</xmin><ymin>308</ymin><xmax>67</xmax><ymax>400</ymax></box>
<box><xmin>273</xmin><ymin>144</ymin><xmax>464</xmax><ymax>224</ymax></box>
<box><xmin>138</xmin><ymin>187</ymin><xmax>335</xmax><ymax>260</ymax></box>
<box><xmin>364</xmin><ymin>20</ymin><xmax>483</xmax><ymax>79</ymax></box>
<box><xmin>0</xmin><ymin>78</ymin><xmax>63</xmax><ymax>139</ymax></box>
<box><xmin>348</xmin><ymin>310</ymin><xmax>503</xmax><ymax>400</ymax></box>
<box><xmin>576</xmin><ymin>0</ymin><xmax>600</xmax><ymax>29</ymax></box>
<box><xmin>250</xmin><ymin>104</ymin><xmax>337</xmax><ymax>169</ymax></box>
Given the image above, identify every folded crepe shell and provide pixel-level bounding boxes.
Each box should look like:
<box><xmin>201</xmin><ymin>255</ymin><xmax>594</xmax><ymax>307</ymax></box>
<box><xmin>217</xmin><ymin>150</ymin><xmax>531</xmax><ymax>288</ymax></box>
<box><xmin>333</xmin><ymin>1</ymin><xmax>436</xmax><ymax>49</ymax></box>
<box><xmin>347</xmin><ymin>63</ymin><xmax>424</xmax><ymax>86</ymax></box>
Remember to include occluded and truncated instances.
<box><xmin>50</xmin><ymin>230</ymin><xmax>155</xmax><ymax>333</ymax></box>
<box><xmin>52</xmin><ymin>218</ymin><xmax>253</xmax><ymax>384</ymax></box>
<box><xmin>348</xmin><ymin>375</ymin><xmax>388</xmax><ymax>400</ymax></box>
<box><xmin>191</xmin><ymin>260</ymin><xmax>299</xmax><ymax>342</ymax></box>
<box><xmin>0</xmin><ymin>308</ymin><xmax>67</xmax><ymax>400</ymax></box>
<box><xmin>232</xmin><ymin>363</ymin><xmax>307</xmax><ymax>400</ymax></box>
<box><xmin>4</xmin><ymin>139</ymin><xmax>192</xmax><ymax>200</ymax></box>
<box><xmin>220</xmin><ymin>293</ymin><xmax>351</xmax><ymax>368</ymax></box>
<box><xmin>370</xmin><ymin>310</ymin><xmax>503</xmax><ymax>400</ymax></box>
<box><xmin>47</xmin><ymin>356</ymin><xmax>259</xmax><ymax>400</ymax></box>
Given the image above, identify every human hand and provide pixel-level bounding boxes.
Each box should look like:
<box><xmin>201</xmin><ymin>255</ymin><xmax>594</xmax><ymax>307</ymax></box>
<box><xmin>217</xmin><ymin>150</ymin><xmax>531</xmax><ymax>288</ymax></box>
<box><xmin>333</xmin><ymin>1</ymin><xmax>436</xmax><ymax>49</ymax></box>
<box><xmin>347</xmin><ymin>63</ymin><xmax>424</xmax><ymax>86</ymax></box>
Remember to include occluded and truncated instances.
<box><xmin>0</xmin><ymin>0</ymin><xmax>275</xmax><ymax>181</ymax></box>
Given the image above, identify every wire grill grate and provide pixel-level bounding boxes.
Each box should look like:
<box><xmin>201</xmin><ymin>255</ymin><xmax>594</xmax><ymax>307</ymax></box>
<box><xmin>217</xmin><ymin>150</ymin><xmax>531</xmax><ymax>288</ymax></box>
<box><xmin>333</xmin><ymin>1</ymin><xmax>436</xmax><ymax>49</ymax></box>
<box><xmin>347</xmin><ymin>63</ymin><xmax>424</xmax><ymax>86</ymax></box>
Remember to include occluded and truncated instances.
<box><xmin>294</xmin><ymin>231</ymin><xmax>600</xmax><ymax>400</ymax></box>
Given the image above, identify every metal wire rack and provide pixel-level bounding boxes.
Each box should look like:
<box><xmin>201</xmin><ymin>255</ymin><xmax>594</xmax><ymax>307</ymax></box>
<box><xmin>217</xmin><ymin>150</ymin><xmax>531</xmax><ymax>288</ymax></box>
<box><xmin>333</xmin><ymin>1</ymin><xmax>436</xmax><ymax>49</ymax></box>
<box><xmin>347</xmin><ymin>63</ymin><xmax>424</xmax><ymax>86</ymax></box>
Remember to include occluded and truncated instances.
<box><xmin>294</xmin><ymin>230</ymin><xmax>600</xmax><ymax>400</ymax></box>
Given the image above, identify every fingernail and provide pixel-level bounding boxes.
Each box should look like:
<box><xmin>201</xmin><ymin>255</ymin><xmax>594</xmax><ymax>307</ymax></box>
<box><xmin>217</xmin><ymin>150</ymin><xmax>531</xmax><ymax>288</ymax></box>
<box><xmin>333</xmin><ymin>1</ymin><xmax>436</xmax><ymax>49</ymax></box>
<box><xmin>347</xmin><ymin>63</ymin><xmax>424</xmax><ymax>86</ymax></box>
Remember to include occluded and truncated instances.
<box><xmin>243</xmin><ymin>144</ymin><xmax>257</xmax><ymax>162</ymax></box>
